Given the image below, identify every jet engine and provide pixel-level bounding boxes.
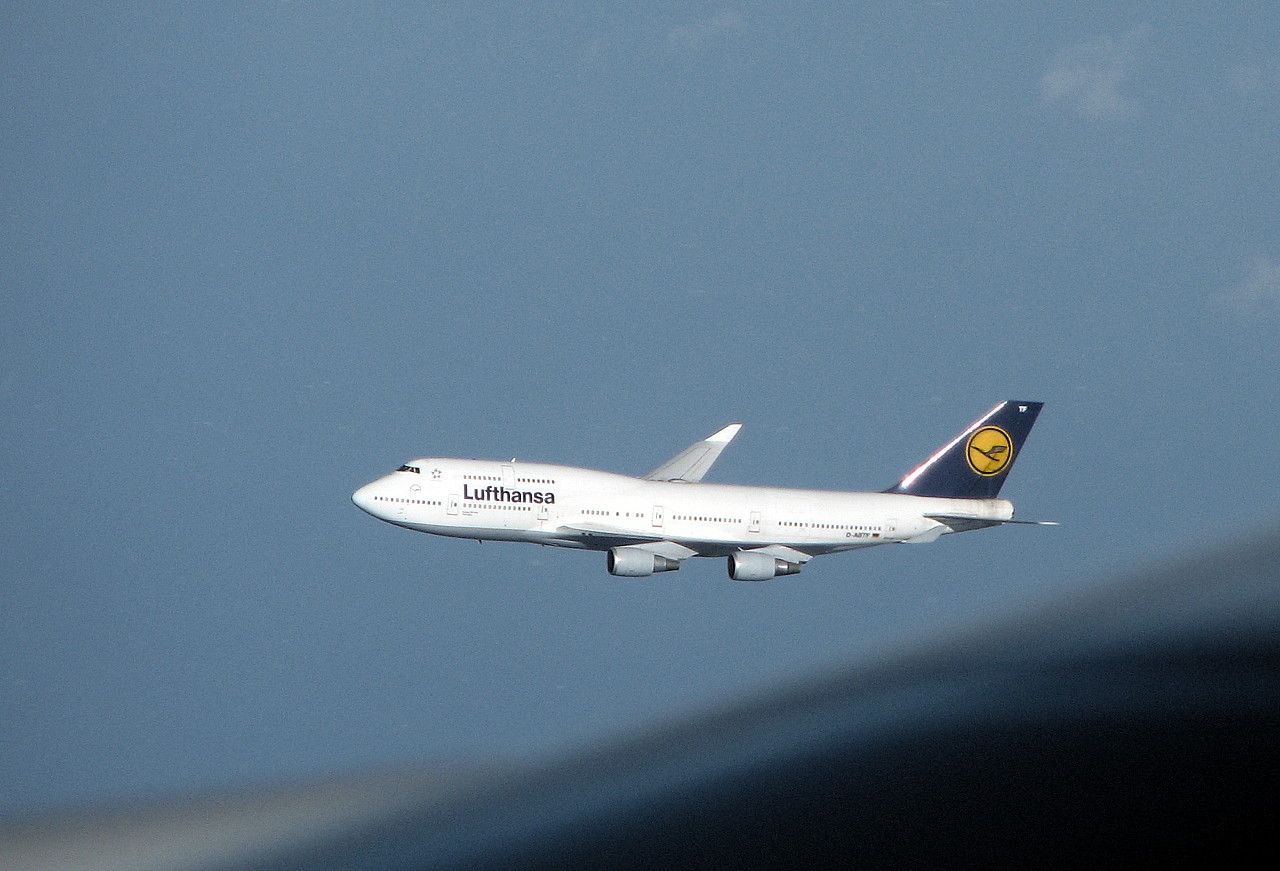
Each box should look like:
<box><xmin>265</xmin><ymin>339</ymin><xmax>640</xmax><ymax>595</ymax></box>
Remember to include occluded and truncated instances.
<box><xmin>727</xmin><ymin>551</ymin><xmax>802</xmax><ymax>582</ymax></box>
<box><xmin>607</xmin><ymin>547</ymin><xmax>681</xmax><ymax>577</ymax></box>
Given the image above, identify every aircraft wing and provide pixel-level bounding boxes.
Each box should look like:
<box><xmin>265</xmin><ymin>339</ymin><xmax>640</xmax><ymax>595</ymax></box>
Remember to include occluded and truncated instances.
<box><xmin>645</xmin><ymin>424</ymin><xmax>742</xmax><ymax>483</ymax></box>
<box><xmin>744</xmin><ymin>544</ymin><xmax>814</xmax><ymax>563</ymax></box>
<box><xmin>622</xmin><ymin>540</ymin><xmax>700</xmax><ymax>561</ymax></box>
<box><xmin>554</xmin><ymin>524</ymin><xmax>699</xmax><ymax>561</ymax></box>
<box><xmin>555</xmin><ymin>523</ymin><xmax>669</xmax><ymax>544</ymax></box>
<box><xmin>557</xmin><ymin>523</ymin><xmax>814</xmax><ymax>565</ymax></box>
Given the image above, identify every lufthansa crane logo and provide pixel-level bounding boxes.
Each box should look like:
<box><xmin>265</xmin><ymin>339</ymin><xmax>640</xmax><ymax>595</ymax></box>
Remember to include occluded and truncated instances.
<box><xmin>966</xmin><ymin>426</ymin><xmax>1014</xmax><ymax>476</ymax></box>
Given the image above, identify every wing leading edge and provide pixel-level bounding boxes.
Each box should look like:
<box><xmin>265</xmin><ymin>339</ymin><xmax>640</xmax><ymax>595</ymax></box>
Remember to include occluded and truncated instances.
<box><xmin>645</xmin><ymin>423</ymin><xmax>742</xmax><ymax>483</ymax></box>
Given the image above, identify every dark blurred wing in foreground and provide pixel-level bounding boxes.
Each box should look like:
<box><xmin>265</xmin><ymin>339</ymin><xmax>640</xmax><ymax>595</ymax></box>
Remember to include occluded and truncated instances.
<box><xmin>4</xmin><ymin>529</ymin><xmax>1279</xmax><ymax>870</ymax></box>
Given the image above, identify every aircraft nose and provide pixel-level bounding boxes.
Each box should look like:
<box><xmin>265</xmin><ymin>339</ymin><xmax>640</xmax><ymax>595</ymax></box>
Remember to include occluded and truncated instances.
<box><xmin>352</xmin><ymin>484</ymin><xmax>377</xmax><ymax>515</ymax></box>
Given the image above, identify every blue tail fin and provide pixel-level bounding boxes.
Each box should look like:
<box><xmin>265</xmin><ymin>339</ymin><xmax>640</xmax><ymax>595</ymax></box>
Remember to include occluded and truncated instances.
<box><xmin>886</xmin><ymin>401</ymin><xmax>1044</xmax><ymax>499</ymax></box>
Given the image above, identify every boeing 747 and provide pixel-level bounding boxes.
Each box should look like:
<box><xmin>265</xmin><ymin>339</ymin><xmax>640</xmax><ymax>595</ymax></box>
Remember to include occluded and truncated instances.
<box><xmin>352</xmin><ymin>401</ymin><xmax>1054</xmax><ymax>580</ymax></box>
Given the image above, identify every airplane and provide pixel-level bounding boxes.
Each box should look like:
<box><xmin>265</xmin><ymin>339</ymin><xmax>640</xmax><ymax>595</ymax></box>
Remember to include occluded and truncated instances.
<box><xmin>351</xmin><ymin>400</ymin><xmax>1055</xmax><ymax>580</ymax></box>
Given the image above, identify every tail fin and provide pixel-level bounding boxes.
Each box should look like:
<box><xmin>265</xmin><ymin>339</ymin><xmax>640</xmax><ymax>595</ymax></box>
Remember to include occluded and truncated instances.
<box><xmin>886</xmin><ymin>401</ymin><xmax>1044</xmax><ymax>499</ymax></box>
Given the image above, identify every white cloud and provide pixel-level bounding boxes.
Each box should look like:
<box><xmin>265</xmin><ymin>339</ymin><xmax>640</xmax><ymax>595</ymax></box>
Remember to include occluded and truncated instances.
<box><xmin>667</xmin><ymin>10</ymin><xmax>745</xmax><ymax>53</ymax></box>
<box><xmin>1041</xmin><ymin>34</ymin><xmax>1135</xmax><ymax>120</ymax></box>
<box><xmin>1210</xmin><ymin>256</ymin><xmax>1280</xmax><ymax>322</ymax></box>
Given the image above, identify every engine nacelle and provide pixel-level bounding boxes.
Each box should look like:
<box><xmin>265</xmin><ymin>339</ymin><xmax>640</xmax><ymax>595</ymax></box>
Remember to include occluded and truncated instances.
<box><xmin>727</xmin><ymin>551</ymin><xmax>802</xmax><ymax>582</ymax></box>
<box><xmin>607</xmin><ymin>547</ymin><xmax>681</xmax><ymax>577</ymax></box>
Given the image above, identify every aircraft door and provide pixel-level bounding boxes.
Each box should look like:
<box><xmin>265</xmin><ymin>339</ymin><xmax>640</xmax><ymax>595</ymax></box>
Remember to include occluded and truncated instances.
<box><xmin>502</xmin><ymin>465</ymin><xmax>515</xmax><ymax>488</ymax></box>
<box><xmin>652</xmin><ymin>505</ymin><xmax>664</xmax><ymax>528</ymax></box>
<box><xmin>749</xmin><ymin>511</ymin><xmax>761</xmax><ymax>534</ymax></box>
<box><xmin>448</xmin><ymin>494</ymin><xmax>460</xmax><ymax>515</ymax></box>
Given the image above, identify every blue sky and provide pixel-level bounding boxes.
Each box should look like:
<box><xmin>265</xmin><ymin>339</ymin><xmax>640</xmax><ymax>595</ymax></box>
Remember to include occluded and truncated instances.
<box><xmin>3</xmin><ymin>3</ymin><xmax>1278</xmax><ymax>815</ymax></box>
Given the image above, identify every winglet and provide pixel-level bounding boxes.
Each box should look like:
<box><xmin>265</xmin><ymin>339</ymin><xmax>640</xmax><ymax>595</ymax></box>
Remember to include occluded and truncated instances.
<box><xmin>705</xmin><ymin>423</ymin><xmax>741</xmax><ymax>444</ymax></box>
<box><xmin>645</xmin><ymin>424</ymin><xmax>742</xmax><ymax>483</ymax></box>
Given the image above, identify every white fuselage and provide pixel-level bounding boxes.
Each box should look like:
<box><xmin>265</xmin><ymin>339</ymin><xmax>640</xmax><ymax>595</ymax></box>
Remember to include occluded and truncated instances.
<box><xmin>351</xmin><ymin>458</ymin><xmax>1014</xmax><ymax>557</ymax></box>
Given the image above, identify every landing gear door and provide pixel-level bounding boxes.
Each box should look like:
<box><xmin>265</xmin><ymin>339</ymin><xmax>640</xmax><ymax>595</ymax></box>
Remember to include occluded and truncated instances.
<box><xmin>652</xmin><ymin>505</ymin><xmax>664</xmax><ymax>528</ymax></box>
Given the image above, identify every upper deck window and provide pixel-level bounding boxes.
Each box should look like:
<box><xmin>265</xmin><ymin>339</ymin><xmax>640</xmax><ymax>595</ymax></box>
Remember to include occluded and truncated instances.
<box><xmin>396</xmin><ymin>465</ymin><xmax>421</xmax><ymax>474</ymax></box>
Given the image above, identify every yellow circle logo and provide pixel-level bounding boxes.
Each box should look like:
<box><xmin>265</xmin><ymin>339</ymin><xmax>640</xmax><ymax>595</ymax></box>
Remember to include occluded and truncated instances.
<box><xmin>966</xmin><ymin>426</ymin><xmax>1014</xmax><ymax>476</ymax></box>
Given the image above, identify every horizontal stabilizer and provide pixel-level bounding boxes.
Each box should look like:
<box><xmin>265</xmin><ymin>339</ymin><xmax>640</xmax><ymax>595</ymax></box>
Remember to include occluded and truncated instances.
<box><xmin>924</xmin><ymin>514</ymin><xmax>1004</xmax><ymax>533</ymax></box>
<box><xmin>926</xmin><ymin>514</ymin><xmax>1059</xmax><ymax>533</ymax></box>
<box><xmin>645</xmin><ymin>424</ymin><xmax>742</xmax><ymax>483</ymax></box>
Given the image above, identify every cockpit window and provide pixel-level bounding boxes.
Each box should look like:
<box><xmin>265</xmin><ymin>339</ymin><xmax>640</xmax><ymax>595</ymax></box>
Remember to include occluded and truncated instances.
<box><xmin>396</xmin><ymin>465</ymin><xmax>421</xmax><ymax>474</ymax></box>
